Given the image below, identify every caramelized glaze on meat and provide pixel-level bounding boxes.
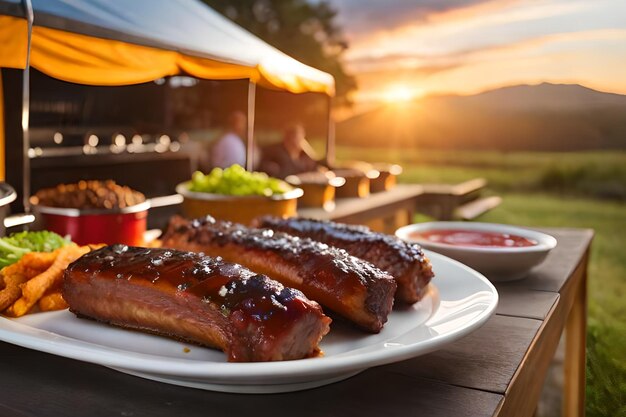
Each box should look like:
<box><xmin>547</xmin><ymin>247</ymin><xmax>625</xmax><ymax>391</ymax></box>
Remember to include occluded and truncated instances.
<box><xmin>162</xmin><ymin>216</ymin><xmax>396</xmax><ymax>333</ymax></box>
<box><xmin>63</xmin><ymin>245</ymin><xmax>331</xmax><ymax>362</ymax></box>
<box><xmin>255</xmin><ymin>217</ymin><xmax>435</xmax><ymax>304</ymax></box>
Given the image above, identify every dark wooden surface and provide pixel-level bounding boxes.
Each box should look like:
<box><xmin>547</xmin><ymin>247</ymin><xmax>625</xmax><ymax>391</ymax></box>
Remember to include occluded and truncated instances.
<box><xmin>386</xmin><ymin>315</ymin><xmax>541</xmax><ymax>393</ymax></box>
<box><xmin>0</xmin><ymin>341</ymin><xmax>503</xmax><ymax>417</ymax></box>
<box><xmin>0</xmin><ymin>228</ymin><xmax>592</xmax><ymax>417</ymax></box>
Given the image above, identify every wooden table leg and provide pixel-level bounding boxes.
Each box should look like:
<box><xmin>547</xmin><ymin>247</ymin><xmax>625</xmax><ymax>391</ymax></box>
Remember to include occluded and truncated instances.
<box><xmin>563</xmin><ymin>268</ymin><xmax>587</xmax><ymax>417</ymax></box>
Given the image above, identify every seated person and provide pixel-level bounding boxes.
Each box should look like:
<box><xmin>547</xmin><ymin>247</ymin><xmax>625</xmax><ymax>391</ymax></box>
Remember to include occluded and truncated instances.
<box><xmin>260</xmin><ymin>124</ymin><xmax>320</xmax><ymax>178</ymax></box>
<box><xmin>209</xmin><ymin>111</ymin><xmax>247</xmax><ymax>169</ymax></box>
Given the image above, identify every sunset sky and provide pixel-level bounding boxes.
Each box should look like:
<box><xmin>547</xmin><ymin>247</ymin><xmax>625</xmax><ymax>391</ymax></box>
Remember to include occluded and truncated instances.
<box><xmin>331</xmin><ymin>0</ymin><xmax>626</xmax><ymax>105</ymax></box>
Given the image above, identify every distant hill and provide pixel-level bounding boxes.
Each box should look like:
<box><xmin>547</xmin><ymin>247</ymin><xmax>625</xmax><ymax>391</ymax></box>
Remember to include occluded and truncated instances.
<box><xmin>336</xmin><ymin>83</ymin><xmax>626</xmax><ymax>151</ymax></box>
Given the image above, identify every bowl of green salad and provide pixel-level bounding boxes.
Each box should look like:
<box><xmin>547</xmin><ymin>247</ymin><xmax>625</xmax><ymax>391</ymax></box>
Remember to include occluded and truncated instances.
<box><xmin>176</xmin><ymin>165</ymin><xmax>303</xmax><ymax>225</ymax></box>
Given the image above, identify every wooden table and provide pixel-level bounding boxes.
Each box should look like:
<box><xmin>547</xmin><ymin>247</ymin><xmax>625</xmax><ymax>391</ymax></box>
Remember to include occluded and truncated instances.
<box><xmin>0</xmin><ymin>228</ymin><xmax>592</xmax><ymax>417</ymax></box>
<box><xmin>298</xmin><ymin>184</ymin><xmax>424</xmax><ymax>234</ymax></box>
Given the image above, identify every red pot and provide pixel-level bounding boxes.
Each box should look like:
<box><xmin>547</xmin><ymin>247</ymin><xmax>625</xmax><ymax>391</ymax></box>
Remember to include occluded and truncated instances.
<box><xmin>33</xmin><ymin>202</ymin><xmax>149</xmax><ymax>246</ymax></box>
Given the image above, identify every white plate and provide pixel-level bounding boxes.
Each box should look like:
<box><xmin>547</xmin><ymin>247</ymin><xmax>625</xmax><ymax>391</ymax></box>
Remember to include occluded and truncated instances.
<box><xmin>396</xmin><ymin>222</ymin><xmax>558</xmax><ymax>281</ymax></box>
<box><xmin>0</xmin><ymin>251</ymin><xmax>497</xmax><ymax>393</ymax></box>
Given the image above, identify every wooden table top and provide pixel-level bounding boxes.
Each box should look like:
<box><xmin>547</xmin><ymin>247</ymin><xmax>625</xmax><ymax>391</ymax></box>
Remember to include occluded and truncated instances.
<box><xmin>0</xmin><ymin>228</ymin><xmax>593</xmax><ymax>417</ymax></box>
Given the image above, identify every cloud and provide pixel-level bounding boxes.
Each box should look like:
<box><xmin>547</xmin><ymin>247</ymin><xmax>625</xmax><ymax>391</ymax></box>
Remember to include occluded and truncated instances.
<box><xmin>333</xmin><ymin>0</ymin><xmax>626</xmax><ymax>104</ymax></box>
<box><xmin>357</xmin><ymin>62</ymin><xmax>460</xmax><ymax>83</ymax></box>
<box><xmin>344</xmin><ymin>0</ymin><xmax>601</xmax><ymax>62</ymax></box>
<box><xmin>348</xmin><ymin>27</ymin><xmax>626</xmax><ymax>73</ymax></box>
<box><xmin>331</xmin><ymin>0</ymin><xmax>495</xmax><ymax>36</ymax></box>
<box><xmin>350</xmin><ymin>28</ymin><xmax>626</xmax><ymax>104</ymax></box>
<box><xmin>331</xmin><ymin>0</ymin><xmax>517</xmax><ymax>38</ymax></box>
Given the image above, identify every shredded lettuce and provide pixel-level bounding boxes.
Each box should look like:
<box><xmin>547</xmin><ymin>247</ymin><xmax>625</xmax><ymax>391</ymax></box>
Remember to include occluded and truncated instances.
<box><xmin>0</xmin><ymin>231</ymin><xmax>70</xmax><ymax>268</ymax></box>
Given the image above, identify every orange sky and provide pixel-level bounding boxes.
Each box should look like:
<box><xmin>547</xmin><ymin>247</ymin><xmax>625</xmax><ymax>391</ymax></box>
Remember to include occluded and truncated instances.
<box><xmin>331</xmin><ymin>0</ymin><xmax>626</xmax><ymax>105</ymax></box>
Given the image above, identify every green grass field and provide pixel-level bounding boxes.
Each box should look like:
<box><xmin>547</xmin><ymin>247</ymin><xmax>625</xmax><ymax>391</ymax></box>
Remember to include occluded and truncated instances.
<box><xmin>334</xmin><ymin>148</ymin><xmax>626</xmax><ymax>201</ymax></box>
<box><xmin>334</xmin><ymin>146</ymin><xmax>626</xmax><ymax>417</ymax></box>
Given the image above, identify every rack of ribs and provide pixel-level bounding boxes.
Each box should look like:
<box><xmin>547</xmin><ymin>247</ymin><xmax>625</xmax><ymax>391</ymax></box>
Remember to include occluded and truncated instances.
<box><xmin>161</xmin><ymin>216</ymin><xmax>396</xmax><ymax>333</ymax></box>
<box><xmin>63</xmin><ymin>245</ymin><xmax>331</xmax><ymax>362</ymax></box>
<box><xmin>254</xmin><ymin>217</ymin><xmax>434</xmax><ymax>304</ymax></box>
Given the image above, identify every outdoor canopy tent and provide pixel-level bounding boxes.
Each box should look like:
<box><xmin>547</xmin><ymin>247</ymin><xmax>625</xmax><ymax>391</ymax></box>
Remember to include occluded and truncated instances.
<box><xmin>0</xmin><ymin>0</ymin><xmax>335</xmax><ymax>203</ymax></box>
<box><xmin>0</xmin><ymin>0</ymin><xmax>335</xmax><ymax>93</ymax></box>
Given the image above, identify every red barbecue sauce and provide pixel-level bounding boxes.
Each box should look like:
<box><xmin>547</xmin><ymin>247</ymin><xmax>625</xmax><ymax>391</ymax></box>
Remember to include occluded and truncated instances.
<box><xmin>411</xmin><ymin>229</ymin><xmax>537</xmax><ymax>248</ymax></box>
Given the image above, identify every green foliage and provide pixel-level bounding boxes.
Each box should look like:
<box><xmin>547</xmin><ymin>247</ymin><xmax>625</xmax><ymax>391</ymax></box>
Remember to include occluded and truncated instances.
<box><xmin>189</xmin><ymin>164</ymin><xmax>291</xmax><ymax>196</ymax></box>
<box><xmin>586</xmin><ymin>318</ymin><xmax>626</xmax><ymax>417</ymax></box>
<box><xmin>201</xmin><ymin>0</ymin><xmax>357</xmax><ymax>104</ymax></box>
<box><xmin>539</xmin><ymin>164</ymin><xmax>626</xmax><ymax>201</ymax></box>
<box><xmin>0</xmin><ymin>231</ymin><xmax>70</xmax><ymax>268</ymax></box>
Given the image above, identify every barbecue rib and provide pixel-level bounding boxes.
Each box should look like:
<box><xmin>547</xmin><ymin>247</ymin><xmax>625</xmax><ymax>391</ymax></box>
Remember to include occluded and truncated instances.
<box><xmin>162</xmin><ymin>216</ymin><xmax>396</xmax><ymax>333</ymax></box>
<box><xmin>63</xmin><ymin>245</ymin><xmax>331</xmax><ymax>362</ymax></box>
<box><xmin>254</xmin><ymin>217</ymin><xmax>434</xmax><ymax>304</ymax></box>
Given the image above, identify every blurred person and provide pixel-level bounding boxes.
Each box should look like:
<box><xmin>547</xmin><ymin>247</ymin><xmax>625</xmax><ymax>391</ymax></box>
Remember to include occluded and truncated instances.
<box><xmin>260</xmin><ymin>124</ymin><xmax>321</xmax><ymax>178</ymax></box>
<box><xmin>209</xmin><ymin>111</ymin><xmax>247</xmax><ymax>169</ymax></box>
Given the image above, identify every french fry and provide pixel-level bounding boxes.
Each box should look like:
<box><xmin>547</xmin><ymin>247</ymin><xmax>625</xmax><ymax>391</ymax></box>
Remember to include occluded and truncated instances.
<box><xmin>0</xmin><ymin>273</ymin><xmax>30</xmax><ymax>311</ymax></box>
<box><xmin>2</xmin><ymin>251</ymin><xmax>58</xmax><ymax>278</ymax></box>
<box><xmin>6</xmin><ymin>244</ymin><xmax>89</xmax><ymax>317</ymax></box>
<box><xmin>38</xmin><ymin>291</ymin><xmax>68</xmax><ymax>312</ymax></box>
<box><xmin>0</xmin><ymin>251</ymin><xmax>60</xmax><ymax>312</ymax></box>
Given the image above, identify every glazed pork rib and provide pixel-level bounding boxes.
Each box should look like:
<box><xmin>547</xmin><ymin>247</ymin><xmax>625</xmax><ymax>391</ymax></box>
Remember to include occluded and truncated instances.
<box><xmin>255</xmin><ymin>217</ymin><xmax>435</xmax><ymax>304</ymax></box>
<box><xmin>162</xmin><ymin>216</ymin><xmax>396</xmax><ymax>333</ymax></box>
<box><xmin>63</xmin><ymin>245</ymin><xmax>331</xmax><ymax>362</ymax></box>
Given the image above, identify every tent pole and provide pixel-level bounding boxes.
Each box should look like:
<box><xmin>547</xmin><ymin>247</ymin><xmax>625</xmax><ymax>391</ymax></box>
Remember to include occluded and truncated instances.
<box><xmin>325</xmin><ymin>95</ymin><xmax>335</xmax><ymax>167</ymax></box>
<box><xmin>21</xmin><ymin>0</ymin><xmax>33</xmax><ymax>212</ymax></box>
<box><xmin>246</xmin><ymin>80</ymin><xmax>256</xmax><ymax>171</ymax></box>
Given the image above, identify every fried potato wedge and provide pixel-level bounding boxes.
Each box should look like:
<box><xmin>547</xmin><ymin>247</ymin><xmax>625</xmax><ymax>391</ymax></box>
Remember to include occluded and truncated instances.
<box><xmin>6</xmin><ymin>244</ymin><xmax>90</xmax><ymax>317</ymax></box>
<box><xmin>38</xmin><ymin>291</ymin><xmax>68</xmax><ymax>312</ymax></box>
<box><xmin>0</xmin><ymin>251</ymin><xmax>59</xmax><ymax>312</ymax></box>
<box><xmin>2</xmin><ymin>251</ymin><xmax>58</xmax><ymax>279</ymax></box>
<box><xmin>0</xmin><ymin>273</ymin><xmax>30</xmax><ymax>311</ymax></box>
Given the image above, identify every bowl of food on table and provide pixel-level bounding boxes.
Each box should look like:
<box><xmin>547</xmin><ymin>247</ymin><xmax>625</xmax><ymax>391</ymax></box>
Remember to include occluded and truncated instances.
<box><xmin>30</xmin><ymin>180</ymin><xmax>149</xmax><ymax>246</ymax></box>
<box><xmin>176</xmin><ymin>164</ymin><xmax>303</xmax><ymax>225</ymax></box>
<box><xmin>330</xmin><ymin>168</ymin><xmax>370</xmax><ymax>199</ymax></box>
<box><xmin>369</xmin><ymin>163</ymin><xmax>403</xmax><ymax>193</ymax></box>
<box><xmin>331</xmin><ymin>161</ymin><xmax>381</xmax><ymax>199</ymax></box>
<box><xmin>395</xmin><ymin>221</ymin><xmax>557</xmax><ymax>281</ymax></box>
<box><xmin>285</xmin><ymin>171</ymin><xmax>345</xmax><ymax>211</ymax></box>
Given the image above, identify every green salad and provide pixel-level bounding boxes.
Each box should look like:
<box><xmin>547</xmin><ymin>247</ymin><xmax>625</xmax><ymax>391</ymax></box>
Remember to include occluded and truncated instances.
<box><xmin>0</xmin><ymin>231</ymin><xmax>70</xmax><ymax>268</ymax></box>
<box><xmin>189</xmin><ymin>164</ymin><xmax>292</xmax><ymax>197</ymax></box>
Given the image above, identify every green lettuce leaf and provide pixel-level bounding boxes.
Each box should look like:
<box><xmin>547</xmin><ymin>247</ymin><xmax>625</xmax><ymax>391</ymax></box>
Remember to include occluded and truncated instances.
<box><xmin>0</xmin><ymin>231</ymin><xmax>70</xmax><ymax>268</ymax></box>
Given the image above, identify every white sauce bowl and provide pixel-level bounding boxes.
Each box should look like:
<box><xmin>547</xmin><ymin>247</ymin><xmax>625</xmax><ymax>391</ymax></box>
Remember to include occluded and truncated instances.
<box><xmin>396</xmin><ymin>222</ymin><xmax>557</xmax><ymax>281</ymax></box>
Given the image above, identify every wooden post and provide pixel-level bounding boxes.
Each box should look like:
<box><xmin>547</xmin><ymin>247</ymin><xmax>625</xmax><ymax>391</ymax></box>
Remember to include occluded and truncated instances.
<box><xmin>325</xmin><ymin>95</ymin><xmax>335</xmax><ymax>167</ymax></box>
<box><xmin>245</xmin><ymin>80</ymin><xmax>256</xmax><ymax>171</ymax></box>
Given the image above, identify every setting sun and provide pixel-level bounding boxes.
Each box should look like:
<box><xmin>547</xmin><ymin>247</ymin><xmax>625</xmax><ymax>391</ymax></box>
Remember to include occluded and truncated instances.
<box><xmin>383</xmin><ymin>85</ymin><xmax>420</xmax><ymax>103</ymax></box>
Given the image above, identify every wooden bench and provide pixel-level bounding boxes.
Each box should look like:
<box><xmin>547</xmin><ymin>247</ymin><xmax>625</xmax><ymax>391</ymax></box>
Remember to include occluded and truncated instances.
<box><xmin>455</xmin><ymin>196</ymin><xmax>502</xmax><ymax>220</ymax></box>
<box><xmin>416</xmin><ymin>178</ymin><xmax>501</xmax><ymax>220</ymax></box>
